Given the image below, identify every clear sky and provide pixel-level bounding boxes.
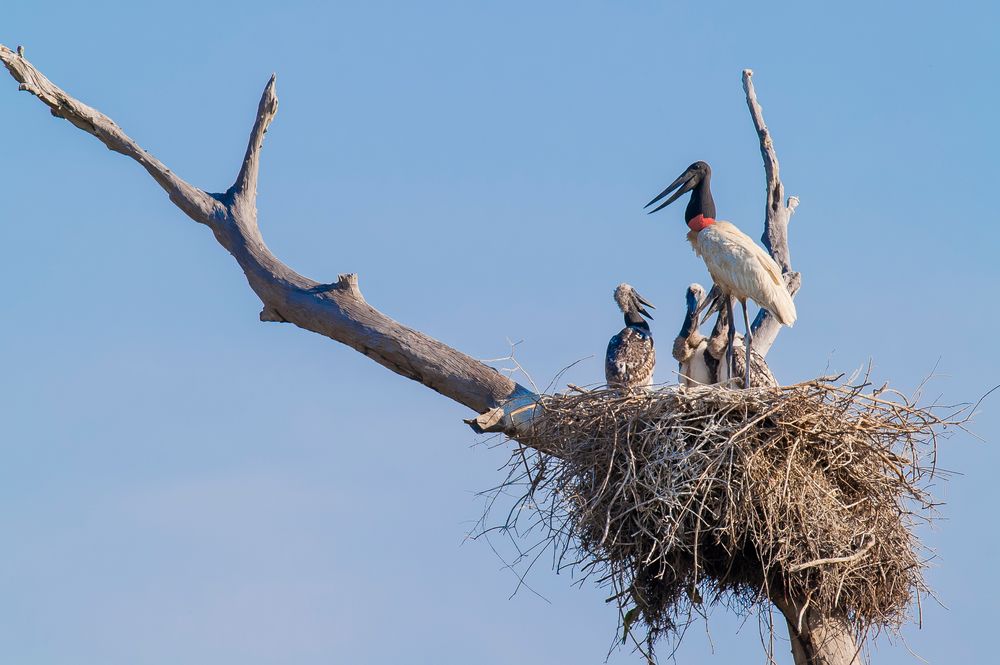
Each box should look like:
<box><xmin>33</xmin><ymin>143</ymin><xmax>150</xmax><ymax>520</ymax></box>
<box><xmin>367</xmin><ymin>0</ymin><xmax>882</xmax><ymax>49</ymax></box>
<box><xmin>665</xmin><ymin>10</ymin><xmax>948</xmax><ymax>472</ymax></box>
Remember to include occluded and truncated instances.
<box><xmin>1</xmin><ymin>1</ymin><xmax>998</xmax><ymax>663</ymax></box>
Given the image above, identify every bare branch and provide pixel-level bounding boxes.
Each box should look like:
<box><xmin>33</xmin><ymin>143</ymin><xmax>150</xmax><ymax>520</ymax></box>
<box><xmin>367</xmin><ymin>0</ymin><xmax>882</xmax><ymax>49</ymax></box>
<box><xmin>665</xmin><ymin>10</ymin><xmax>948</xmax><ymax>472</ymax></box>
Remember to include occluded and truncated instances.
<box><xmin>0</xmin><ymin>45</ymin><xmax>224</xmax><ymax>224</ymax></box>
<box><xmin>787</xmin><ymin>539</ymin><xmax>875</xmax><ymax>573</ymax></box>
<box><xmin>0</xmin><ymin>43</ymin><xmax>528</xmax><ymax>424</ymax></box>
<box><xmin>228</xmin><ymin>73</ymin><xmax>278</xmax><ymax>215</ymax></box>
<box><xmin>742</xmin><ymin>69</ymin><xmax>802</xmax><ymax>356</ymax></box>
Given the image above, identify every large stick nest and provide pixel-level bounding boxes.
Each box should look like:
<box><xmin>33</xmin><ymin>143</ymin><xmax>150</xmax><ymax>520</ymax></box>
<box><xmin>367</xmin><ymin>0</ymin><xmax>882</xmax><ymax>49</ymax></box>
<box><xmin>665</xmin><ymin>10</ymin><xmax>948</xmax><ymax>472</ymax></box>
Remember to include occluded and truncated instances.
<box><xmin>485</xmin><ymin>378</ymin><xmax>961</xmax><ymax>660</ymax></box>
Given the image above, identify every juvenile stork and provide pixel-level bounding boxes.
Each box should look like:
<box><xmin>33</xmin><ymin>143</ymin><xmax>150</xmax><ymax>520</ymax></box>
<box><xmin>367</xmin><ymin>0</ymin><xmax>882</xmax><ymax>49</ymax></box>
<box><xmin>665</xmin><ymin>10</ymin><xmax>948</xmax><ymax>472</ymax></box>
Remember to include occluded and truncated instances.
<box><xmin>672</xmin><ymin>284</ymin><xmax>714</xmax><ymax>386</ymax></box>
<box><xmin>605</xmin><ymin>284</ymin><xmax>656</xmax><ymax>393</ymax></box>
<box><xmin>646</xmin><ymin>161</ymin><xmax>795</xmax><ymax>388</ymax></box>
<box><xmin>673</xmin><ymin>285</ymin><xmax>776</xmax><ymax>388</ymax></box>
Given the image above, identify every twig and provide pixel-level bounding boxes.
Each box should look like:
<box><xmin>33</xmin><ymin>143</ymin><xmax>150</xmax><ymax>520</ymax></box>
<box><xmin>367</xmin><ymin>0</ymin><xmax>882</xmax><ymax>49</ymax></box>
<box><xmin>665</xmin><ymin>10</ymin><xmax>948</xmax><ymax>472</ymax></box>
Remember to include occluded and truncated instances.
<box><xmin>788</xmin><ymin>540</ymin><xmax>877</xmax><ymax>573</ymax></box>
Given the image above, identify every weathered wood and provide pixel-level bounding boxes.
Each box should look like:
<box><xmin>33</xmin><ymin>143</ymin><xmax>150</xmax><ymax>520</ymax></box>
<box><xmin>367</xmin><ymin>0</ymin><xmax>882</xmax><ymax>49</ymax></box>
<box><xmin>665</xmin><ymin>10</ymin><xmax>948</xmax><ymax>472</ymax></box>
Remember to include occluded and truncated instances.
<box><xmin>0</xmin><ymin>44</ymin><xmax>525</xmax><ymax>419</ymax></box>
<box><xmin>774</xmin><ymin>596</ymin><xmax>863</xmax><ymax>665</ymax></box>
<box><xmin>742</xmin><ymin>69</ymin><xmax>802</xmax><ymax>357</ymax></box>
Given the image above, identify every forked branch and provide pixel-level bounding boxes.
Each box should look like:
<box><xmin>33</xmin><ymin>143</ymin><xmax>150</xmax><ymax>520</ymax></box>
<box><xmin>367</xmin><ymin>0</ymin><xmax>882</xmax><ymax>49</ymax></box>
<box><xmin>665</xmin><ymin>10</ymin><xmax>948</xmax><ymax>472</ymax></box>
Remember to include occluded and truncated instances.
<box><xmin>0</xmin><ymin>46</ymin><xmax>222</xmax><ymax>224</ymax></box>
<box><xmin>743</xmin><ymin>68</ymin><xmax>802</xmax><ymax>357</ymax></box>
<box><xmin>228</xmin><ymin>73</ymin><xmax>278</xmax><ymax>215</ymax></box>
<box><xmin>0</xmin><ymin>44</ymin><xmax>527</xmax><ymax>423</ymax></box>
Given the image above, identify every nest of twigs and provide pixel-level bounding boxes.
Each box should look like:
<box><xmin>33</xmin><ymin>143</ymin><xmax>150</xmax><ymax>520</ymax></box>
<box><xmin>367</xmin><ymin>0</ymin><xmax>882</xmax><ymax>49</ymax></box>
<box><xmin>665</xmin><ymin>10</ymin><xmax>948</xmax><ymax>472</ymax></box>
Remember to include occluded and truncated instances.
<box><xmin>484</xmin><ymin>378</ymin><xmax>962</xmax><ymax>661</ymax></box>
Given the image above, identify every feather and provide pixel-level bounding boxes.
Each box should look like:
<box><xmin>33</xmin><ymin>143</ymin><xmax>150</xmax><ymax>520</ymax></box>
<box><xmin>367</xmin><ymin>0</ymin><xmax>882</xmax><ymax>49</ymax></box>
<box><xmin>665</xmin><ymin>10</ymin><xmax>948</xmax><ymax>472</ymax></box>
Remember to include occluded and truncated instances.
<box><xmin>606</xmin><ymin>327</ymin><xmax>656</xmax><ymax>391</ymax></box>
<box><xmin>678</xmin><ymin>338</ymin><xmax>715</xmax><ymax>387</ymax></box>
<box><xmin>692</xmin><ymin>221</ymin><xmax>796</xmax><ymax>326</ymax></box>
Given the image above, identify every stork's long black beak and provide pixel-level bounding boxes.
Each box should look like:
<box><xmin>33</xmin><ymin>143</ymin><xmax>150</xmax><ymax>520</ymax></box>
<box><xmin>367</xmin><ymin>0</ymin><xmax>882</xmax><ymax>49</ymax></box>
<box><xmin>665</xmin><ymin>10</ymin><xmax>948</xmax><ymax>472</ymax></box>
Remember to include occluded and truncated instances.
<box><xmin>645</xmin><ymin>169</ymin><xmax>697</xmax><ymax>214</ymax></box>
<box><xmin>695</xmin><ymin>285</ymin><xmax>724</xmax><ymax>323</ymax></box>
<box><xmin>634</xmin><ymin>291</ymin><xmax>655</xmax><ymax>320</ymax></box>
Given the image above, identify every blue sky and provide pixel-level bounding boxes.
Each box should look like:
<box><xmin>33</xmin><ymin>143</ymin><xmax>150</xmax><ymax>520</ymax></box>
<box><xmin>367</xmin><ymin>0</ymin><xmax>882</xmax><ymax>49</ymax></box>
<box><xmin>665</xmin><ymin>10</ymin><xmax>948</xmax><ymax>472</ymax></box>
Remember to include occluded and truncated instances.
<box><xmin>1</xmin><ymin>1</ymin><xmax>998</xmax><ymax>663</ymax></box>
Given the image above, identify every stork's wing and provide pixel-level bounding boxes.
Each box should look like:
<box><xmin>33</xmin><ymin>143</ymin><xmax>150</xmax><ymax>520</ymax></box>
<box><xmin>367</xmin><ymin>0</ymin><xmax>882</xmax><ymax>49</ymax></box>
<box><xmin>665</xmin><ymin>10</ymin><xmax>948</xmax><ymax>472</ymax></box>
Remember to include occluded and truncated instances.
<box><xmin>754</xmin><ymin>250</ymin><xmax>783</xmax><ymax>286</ymax></box>
<box><xmin>605</xmin><ymin>332</ymin><xmax>626</xmax><ymax>385</ymax></box>
<box><xmin>694</xmin><ymin>222</ymin><xmax>796</xmax><ymax>325</ymax></box>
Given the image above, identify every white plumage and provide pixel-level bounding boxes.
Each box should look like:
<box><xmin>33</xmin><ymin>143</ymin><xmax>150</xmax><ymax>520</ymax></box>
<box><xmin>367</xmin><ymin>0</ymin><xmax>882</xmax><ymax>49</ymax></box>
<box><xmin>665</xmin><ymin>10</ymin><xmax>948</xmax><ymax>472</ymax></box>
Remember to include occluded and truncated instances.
<box><xmin>688</xmin><ymin>221</ymin><xmax>796</xmax><ymax>327</ymax></box>
<box><xmin>677</xmin><ymin>337</ymin><xmax>714</xmax><ymax>386</ymax></box>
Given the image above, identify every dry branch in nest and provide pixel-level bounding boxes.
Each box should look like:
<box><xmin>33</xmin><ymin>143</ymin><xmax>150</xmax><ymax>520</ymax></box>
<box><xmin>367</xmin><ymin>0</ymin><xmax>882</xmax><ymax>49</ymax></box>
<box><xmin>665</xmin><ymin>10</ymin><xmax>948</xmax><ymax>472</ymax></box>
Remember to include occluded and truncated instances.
<box><xmin>483</xmin><ymin>378</ymin><xmax>962</xmax><ymax>661</ymax></box>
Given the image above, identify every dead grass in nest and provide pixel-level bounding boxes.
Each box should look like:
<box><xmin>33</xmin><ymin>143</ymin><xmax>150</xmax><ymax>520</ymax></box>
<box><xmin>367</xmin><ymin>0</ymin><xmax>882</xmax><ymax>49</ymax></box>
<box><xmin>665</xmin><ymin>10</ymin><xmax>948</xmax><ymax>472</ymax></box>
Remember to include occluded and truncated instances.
<box><xmin>477</xmin><ymin>376</ymin><xmax>973</xmax><ymax>662</ymax></box>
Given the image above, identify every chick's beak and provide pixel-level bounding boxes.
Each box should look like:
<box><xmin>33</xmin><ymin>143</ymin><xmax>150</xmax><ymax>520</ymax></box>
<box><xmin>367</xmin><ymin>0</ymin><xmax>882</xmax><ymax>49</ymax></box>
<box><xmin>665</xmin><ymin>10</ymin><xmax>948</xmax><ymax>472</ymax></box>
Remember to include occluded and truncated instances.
<box><xmin>634</xmin><ymin>292</ymin><xmax>655</xmax><ymax>319</ymax></box>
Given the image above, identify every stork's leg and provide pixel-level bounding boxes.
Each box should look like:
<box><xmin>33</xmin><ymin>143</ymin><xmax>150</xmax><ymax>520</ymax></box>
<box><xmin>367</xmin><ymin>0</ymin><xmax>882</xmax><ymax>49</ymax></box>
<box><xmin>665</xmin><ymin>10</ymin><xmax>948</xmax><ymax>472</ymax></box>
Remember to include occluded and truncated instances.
<box><xmin>725</xmin><ymin>295</ymin><xmax>736</xmax><ymax>387</ymax></box>
<box><xmin>741</xmin><ymin>299</ymin><xmax>753</xmax><ymax>389</ymax></box>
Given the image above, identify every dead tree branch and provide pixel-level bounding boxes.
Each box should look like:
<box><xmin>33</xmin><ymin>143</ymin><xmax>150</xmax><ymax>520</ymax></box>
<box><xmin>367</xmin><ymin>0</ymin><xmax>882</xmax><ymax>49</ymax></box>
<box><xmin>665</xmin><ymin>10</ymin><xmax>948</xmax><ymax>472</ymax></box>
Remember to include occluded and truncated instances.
<box><xmin>0</xmin><ymin>44</ymin><xmax>529</xmax><ymax>428</ymax></box>
<box><xmin>742</xmin><ymin>68</ymin><xmax>802</xmax><ymax>357</ymax></box>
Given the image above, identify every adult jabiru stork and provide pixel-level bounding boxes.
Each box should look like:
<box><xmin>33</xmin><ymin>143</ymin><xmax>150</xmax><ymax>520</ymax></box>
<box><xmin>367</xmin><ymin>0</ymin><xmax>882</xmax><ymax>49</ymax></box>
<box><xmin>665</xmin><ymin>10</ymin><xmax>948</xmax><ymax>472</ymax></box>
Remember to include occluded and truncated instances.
<box><xmin>647</xmin><ymin>161</ymin><xmax>795</xmax><ymax>388</ymax></box>
<box><xmin>605</xmin><ymin>283</ymin><xmax>656</xmax><ymax>393</ymax></box>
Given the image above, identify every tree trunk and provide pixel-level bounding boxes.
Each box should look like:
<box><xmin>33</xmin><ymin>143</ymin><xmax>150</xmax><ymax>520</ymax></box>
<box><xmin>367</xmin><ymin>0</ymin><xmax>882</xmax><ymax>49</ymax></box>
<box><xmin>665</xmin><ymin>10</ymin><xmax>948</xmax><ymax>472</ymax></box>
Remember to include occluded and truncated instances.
<box><xmin>742</xmin><ymin>70</ymin><xmax>861</xmax><ymax>664</ymax></box>
<box><xmin>774</xmin><ymin>595</ymin><xmax>863</xmax><ymax>665</ymax></box>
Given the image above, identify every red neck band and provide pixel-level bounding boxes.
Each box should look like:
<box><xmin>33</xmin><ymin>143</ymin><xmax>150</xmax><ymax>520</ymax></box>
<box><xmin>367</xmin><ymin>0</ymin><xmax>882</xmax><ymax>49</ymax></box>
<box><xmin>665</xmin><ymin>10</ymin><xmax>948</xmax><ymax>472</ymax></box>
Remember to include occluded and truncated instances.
<box><xmin>687</xmin><ymin>214</ymin><xmax>715</xmax><ymax>232</ymax></box>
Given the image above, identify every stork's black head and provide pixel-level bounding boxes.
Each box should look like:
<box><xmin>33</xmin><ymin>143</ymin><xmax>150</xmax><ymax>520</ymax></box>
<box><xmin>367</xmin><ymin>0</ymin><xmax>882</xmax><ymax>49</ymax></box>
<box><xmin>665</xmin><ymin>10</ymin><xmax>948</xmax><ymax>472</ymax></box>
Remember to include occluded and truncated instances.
<box><xmin>645</xmin><ymin>161</ymin><xmax>716</xmax><ymax>224</ymax></box>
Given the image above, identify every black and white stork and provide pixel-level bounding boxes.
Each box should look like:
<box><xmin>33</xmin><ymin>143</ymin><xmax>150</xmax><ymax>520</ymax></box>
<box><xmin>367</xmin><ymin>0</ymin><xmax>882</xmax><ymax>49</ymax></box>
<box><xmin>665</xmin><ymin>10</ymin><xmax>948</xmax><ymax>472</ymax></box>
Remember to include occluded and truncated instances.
<box><xmin>605</xmin><ymin>283</ymin><xmax>656</xmax><ymax>392</ymax></box>
<box><xmin>646</xmin><ymin>161</ymin><xmax>795</xmax><ymax>388</ymax></box>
